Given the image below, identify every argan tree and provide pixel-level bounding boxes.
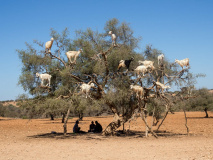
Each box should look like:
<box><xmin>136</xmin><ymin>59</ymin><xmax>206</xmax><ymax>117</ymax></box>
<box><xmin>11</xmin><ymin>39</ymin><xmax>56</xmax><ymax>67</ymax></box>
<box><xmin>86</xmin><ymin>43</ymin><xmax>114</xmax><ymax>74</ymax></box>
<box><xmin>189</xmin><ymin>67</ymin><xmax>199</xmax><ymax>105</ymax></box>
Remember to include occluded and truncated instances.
<box><xmin>17</xmin><ymin>18</ymin><xmax>201</xmax><ymax>137</ymax></box>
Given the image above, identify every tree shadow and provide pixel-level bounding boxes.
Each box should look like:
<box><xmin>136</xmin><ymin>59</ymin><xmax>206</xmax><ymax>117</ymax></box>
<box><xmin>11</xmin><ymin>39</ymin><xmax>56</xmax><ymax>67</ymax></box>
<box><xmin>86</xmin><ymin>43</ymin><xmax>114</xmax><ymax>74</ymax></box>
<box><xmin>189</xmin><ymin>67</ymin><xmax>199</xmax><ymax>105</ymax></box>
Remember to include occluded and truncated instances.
<box><xmin>43</xmin><ymin>119</ymin><xmax>92</xmax><ymax>124</ymax></box>
<box><xmin>116</xmin><ymin>130</ymin><xmax>187</xmax><ymax>138</ymax></box>
<box><xmin>187</xmin><ymin>116</ymin><xmax>213</xmax><ymax>119</ymax></box>
<box><xmin>28</xmin><ymin>132</ymin><xmax>89</xmax><ymax>139</ymax></box>
<box><xmin>155</xmin><ymin>130</ymin><xmax>187</xmax><ymax>137</ymax></box>
<box><xmin>28</xmin><ymin>129</ymin><xmax>189</xmax><ymax>140</ymax></box>
<box><xmin>0</xmin><ymin>118</ymin><xmax>13</xmax><ymax>121</ymax></box>
<box><xmin>43</xmin><ymin>121</ymin><xmax>75</xmax><ymax>124</ymax></box>
<box><xmin>92</xmin><ymin>116</ymin><xmax>113</xmax><ymax>119</ymax></box>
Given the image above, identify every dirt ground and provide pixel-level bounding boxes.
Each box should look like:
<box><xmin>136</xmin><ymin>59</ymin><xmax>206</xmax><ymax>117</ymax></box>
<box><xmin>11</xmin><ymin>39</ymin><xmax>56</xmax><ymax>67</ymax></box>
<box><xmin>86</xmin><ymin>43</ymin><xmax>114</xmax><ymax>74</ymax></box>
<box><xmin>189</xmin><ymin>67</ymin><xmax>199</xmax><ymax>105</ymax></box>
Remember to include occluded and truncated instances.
<box><xmin>0</xmin><ymin>112</ymin><xmax>213</xmax><ymax>160</ymax></box>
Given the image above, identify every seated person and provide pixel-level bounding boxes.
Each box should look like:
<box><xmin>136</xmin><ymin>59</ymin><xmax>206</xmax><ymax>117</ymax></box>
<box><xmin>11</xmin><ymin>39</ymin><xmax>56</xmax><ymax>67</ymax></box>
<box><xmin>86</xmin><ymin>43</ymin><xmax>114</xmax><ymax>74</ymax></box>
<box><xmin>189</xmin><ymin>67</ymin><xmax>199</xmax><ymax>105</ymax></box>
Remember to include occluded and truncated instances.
<box><xmin>73</xmin><ymin>120</ymin><xmax>80</xmax><ymax>133</ymax></box>
<box><xmin>88</xmin><ymin>121</ymin><xmax>95</xmax><ymax>132</ymax></box>
<box><xmin>94</xmin><ymin>121</ymin><xmax>103</xmax><ymax>133</ymax></box>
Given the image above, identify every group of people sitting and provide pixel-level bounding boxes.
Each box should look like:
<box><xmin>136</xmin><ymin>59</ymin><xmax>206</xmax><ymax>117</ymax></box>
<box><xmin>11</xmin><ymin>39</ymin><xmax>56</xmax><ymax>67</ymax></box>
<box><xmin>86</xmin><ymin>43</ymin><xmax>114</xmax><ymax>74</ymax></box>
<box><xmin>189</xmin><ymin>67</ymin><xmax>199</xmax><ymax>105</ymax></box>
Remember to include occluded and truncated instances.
<box><xmin>73</xmin><ymin>120</ymin><xmax>103</xmax><ymax>133</ymax></box>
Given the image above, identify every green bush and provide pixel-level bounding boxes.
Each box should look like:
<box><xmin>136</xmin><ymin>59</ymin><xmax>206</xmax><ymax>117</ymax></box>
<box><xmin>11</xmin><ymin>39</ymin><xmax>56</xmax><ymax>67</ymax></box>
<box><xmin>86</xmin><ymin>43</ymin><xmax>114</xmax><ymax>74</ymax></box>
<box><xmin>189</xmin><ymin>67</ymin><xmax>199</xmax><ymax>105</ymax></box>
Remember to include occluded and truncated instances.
<box><xmin>0</xmin><ymin>103</ymin><xmax>23</xmax><ymax>118</ymax></box>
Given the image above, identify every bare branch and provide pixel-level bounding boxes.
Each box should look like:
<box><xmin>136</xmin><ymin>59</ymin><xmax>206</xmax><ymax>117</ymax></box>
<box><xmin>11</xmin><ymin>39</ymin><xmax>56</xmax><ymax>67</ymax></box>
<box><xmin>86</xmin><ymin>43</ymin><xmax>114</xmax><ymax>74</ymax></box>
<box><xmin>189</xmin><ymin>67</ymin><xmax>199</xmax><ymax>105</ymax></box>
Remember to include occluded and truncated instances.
<box><xmin>46</xmin><ymin>52</ymin><xmax>67</xmax><ymax>67</ymax></box>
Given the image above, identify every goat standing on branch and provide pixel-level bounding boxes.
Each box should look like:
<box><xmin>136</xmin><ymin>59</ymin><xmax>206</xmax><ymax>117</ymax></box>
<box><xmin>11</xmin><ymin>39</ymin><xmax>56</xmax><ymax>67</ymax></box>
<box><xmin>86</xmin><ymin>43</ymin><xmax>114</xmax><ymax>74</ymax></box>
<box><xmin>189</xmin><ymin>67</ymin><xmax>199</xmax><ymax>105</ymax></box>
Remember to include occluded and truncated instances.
<box><xmin>155</xmin><ymin>82</ymin><xmax>170</xmax><ymax>94</ymax></box>
<box><xmin>138</xmin><ymin>60</ymin><xmax>155</xmax><ymax>70</ymax></box>
<box><xmin>36</xmin><ymin>72</ymin><xmax>52</xmax><ymax>86</ymax></box>
<box><xmin>155</xmin><ymin>82</ymin><xmax>171</xmax><ymax>89</ymax></box>
<box><xmin>175</xmin><ymin>58</ymin><xmax>190</xmax><ymax>69</ymax></box>
<box><xmin>117</xmin><ymin>57</ymin><xmax>134</xmax><ymax>72</ymax></box>
<box><xmin>66</xmin><ymin>49</ymin><xmax>83</xmax><ymax>64</ymax></box>
<box><xmin>130</xmin><ymin>85</ymin><xmax>144</xmax><ymax>99</ymax></box>
<box><xmin>108</xmin><ymin>31</ymin><xmax>117</xmax><ymax>46</ymax></box>
<box><xmin>45</xmin><ymin>38</ymin><xmax>54</xmax><ymax>53</ymax></box>
<box><xmin>80</xmin><ymin>83</ymin><xmax>95</xmax><ymax>98</ymax></box>
<box><xmin>134</xmin><ymin>65</ymin><xmax>151</xmax><ymax>77</ymax></box>
<box><xmin>158</xmin><ymin>54</ymin><xmax>164</xmax><ymax>65</ymax></box>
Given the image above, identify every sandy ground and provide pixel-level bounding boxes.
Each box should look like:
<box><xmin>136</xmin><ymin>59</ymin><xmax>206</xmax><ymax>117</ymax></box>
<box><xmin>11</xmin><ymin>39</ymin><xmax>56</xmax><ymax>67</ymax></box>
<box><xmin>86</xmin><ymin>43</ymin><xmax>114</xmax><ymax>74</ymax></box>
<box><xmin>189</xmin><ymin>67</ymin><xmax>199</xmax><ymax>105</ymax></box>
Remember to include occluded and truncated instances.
<box><xmin>0</xmin><ymin>112</ymin><xmax>213</xmax><ymax>160</ymax></box>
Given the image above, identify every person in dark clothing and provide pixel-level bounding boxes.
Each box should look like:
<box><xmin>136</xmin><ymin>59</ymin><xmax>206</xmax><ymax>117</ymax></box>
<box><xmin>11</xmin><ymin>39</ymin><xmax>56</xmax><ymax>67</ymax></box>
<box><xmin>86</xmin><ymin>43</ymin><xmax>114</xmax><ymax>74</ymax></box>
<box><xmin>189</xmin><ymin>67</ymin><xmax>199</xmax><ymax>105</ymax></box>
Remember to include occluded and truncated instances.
<box><xmin>73</xmin><ymin>120</ymin><xmax>80</xmax><ymax>133</ymax></box>
<box><xmin>94</xmin><ymin>121</ymin><xmax>103</xmax><ymax>133</ymax></box>
<box><xmin>88</xmin><ymin>121</ymin><xmax>95</xmax><ymax>132</ymax></box>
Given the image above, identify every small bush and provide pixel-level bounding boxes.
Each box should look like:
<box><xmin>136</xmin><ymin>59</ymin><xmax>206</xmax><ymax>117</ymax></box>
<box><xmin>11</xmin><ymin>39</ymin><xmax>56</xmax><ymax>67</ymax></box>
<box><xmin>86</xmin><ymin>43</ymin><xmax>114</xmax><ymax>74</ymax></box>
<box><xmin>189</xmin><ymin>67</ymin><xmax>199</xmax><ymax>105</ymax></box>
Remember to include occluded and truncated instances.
<box><xmin>0</xmin><ymin>104</ymin><xmax>23</xmax><ymax>118</ymax></box>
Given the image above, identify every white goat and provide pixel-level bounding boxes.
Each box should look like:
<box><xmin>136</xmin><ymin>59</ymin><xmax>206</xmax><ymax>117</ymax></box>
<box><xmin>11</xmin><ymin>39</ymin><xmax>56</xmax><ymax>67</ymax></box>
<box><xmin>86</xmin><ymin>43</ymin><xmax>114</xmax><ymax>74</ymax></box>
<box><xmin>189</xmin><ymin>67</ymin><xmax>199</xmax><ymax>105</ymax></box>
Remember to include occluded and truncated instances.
<box><xmin>66</xmin><ymin>49</ymin><xmax>83</xmax><ymax>64</ymax></box>
<box><xmin>130</xmin><ymin>85</ymin><xmax>144</xmax><ymax>99</ymax></box>
<box><xmin>155</xmin><ymin>82</ymin><xmax>170</xmax><ymax>94</ymax></box>
<box><xmin>158</xmin><ymin>54</ymin><xmax>164</xmax><ymax>65</ymax></box>
<box><xmin>138</xmin><ymin>60</ymin><xmax>155</xmax><ymax>70</ymax></box>
<box><xmin>45</xmin><ymin>38</ymin><xmax>54</xmax><ymax>53</ymax></box>
<box><xmin>175</xmin><ymin>58</ymin><xmax>190</xmax><ymax>69</ymax></box>
<box><xmin>148</xmin><ymin>94</ymin><xmax>156</xmax><ymax>98</ymax></box>
<box><xmin>36</xmin><ymin>73</ymin><xmax>52</xmax><ymax>86</ymax></box>
<box><xmin>80</xmin><ymin>83</ymin><xmax>95</xmax><ymax>98</ymax></box>
<box><xmin>108</xmin><ymin>31</ymin><xmax>117</xmax><ymax>46</ymax></box>
<box><xmin>134</xmin><ymin>65</ymin><xmax>150</xmax><ymax>77</ymax></box>
<box><xmin>155</xmin><ymin>82</ymin><xmax>171</xmax><ymax>89</ymax></box>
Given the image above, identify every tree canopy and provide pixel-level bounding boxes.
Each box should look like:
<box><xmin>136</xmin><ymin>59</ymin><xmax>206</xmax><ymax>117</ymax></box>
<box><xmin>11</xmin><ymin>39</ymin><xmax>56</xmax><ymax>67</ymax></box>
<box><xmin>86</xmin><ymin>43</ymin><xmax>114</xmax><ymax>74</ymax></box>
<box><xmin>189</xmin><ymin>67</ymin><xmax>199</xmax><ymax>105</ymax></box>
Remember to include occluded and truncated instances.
<box><xmin>17</xmin><ymin>18</ymin><xmax>203</xmax><ymax>136</ymax></box>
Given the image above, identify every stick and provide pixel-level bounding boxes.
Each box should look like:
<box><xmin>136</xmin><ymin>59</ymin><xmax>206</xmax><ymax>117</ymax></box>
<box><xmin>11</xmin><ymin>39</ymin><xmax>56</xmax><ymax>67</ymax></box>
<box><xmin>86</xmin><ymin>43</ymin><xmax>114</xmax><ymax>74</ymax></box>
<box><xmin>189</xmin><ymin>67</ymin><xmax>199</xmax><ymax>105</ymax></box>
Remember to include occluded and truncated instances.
<box><xmin>183</xmin><ymin>107</ymin><xmax>189</xmax><ymax>135</ymax></box>
<box><xmin>141</xmin><ymin>110</ymin><xmax>158</xmax><ymax>138</ymax></box>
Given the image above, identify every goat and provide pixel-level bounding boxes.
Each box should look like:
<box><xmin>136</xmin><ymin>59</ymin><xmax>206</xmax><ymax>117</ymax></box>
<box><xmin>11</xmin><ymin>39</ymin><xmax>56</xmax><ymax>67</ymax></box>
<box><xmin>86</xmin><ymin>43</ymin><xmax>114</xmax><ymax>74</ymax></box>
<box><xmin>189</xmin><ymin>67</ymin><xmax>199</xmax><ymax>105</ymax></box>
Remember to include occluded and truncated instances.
<box><xmin>80</xmin><ymin>83</ymin><xmax>95</xmax><ymax>98</ymax></box>
<box><xmin>134</xmin><ymin>65</ymin><xmax>151</xmax><ymax>77</ymax></box>
<box><xmin>130</xmin><ymin>85</ymin><xmax>144</xmax><ymax>99</ymax></box>
<box><xmin>175</xmin><ymin>58</ymin><xmax>190</xmax><ymax>69</ymax></box>
<box><xmin>117</xmin><ymin>57</ymin><xmax>134</xmax><ymax>72</ymax></box>
<box><xmin>148</xmin><ymin>94</ymin><xmax>156</xmax><ymax>98</ymax></box>
<box><xmin>158</xmin><ymin>54</ymin><xmax>164</xmax><ymax>65</ymax></box>
<box><xmin>155</xmin><ymin>82</ymin><xmax>171</xmax><ymax>89</ymax></box>
<box><xmin>45</xmin><ymin>38</ymin><xmax>54</xmax><ymax>53</ymax></box>
<box><xmin>138</xmin><ymin>60</ymin><xmax>155</xmax><ymax>70</ymax></box>
<box><xmin>108</xmin><ymin>31</ymin><xmax>117</xmax><ymax>46</ymax></box>
<box><xmin>36</xmin><ymin>72</ymin><xmax>52</xmax><ymax>86</ymax></box>
<box><xmin>66</xmin><ymin>49</ymin><xmax>83</xmax><ymax>64</ymax></box>
<box><xmin>155</xmin><ymin>82</ymin><xmax>170</xmax><ymax>94</ymax></box>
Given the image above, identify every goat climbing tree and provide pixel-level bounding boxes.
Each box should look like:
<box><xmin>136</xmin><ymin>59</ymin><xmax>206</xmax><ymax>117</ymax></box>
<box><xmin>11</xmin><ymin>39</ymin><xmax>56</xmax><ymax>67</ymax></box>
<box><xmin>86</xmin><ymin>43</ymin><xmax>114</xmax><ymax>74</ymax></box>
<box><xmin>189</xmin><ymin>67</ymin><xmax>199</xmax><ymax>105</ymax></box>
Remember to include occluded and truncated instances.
<box><xmin>17</xmin><ymin>18</ymin><xmax>201</xmax><ymax>137</ymax></box>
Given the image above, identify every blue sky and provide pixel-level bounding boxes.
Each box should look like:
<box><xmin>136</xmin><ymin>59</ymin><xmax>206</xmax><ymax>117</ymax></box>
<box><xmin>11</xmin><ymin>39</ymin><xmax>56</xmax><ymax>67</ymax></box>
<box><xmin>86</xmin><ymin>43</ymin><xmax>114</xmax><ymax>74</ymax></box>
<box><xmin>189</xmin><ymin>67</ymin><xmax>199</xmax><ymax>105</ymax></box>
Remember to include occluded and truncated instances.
<box><xmin>0</xmin><ymin>0</ymin><xmax>212</xmax><ymax>101</ymax></box>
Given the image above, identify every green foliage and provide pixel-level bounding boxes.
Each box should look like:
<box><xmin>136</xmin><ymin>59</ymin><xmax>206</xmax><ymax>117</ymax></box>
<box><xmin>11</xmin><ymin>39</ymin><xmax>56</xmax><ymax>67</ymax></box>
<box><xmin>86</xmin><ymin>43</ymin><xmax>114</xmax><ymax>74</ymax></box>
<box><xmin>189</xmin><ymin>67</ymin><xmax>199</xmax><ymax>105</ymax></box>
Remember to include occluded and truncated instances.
<box><xmin>185</xmin><ymin>88</ymin><xmax>213</xmax><ymax>111</ymax></box>
<box><xmin>104</xmin><ymin>81</ymin><xmax>131</xmax><ymax>113</ymax></box>
<box><xmin>71</xmin><ymin>95</ymin><xmax>102</xmax><ymax>116</ymax></box>
<box><xmin>17</xmin><ymin>18</ymin><xmax>143</xmax><ymax>118</ymax></box>
<box><xmin>0</xmin><ymin>103</ymin><xmax>22</xmax><ymax>118</ymax></box>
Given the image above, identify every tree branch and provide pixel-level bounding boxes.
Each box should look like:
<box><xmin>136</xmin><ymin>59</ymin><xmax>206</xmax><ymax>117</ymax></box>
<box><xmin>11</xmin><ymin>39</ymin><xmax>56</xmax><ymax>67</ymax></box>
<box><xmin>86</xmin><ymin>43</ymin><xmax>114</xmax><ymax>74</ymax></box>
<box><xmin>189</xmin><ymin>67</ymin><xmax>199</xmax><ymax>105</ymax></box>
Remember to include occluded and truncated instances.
<box><xmin>47</xmin><ymin>52</ymin><xmax>67</xmax><ymax>67</ymax></box>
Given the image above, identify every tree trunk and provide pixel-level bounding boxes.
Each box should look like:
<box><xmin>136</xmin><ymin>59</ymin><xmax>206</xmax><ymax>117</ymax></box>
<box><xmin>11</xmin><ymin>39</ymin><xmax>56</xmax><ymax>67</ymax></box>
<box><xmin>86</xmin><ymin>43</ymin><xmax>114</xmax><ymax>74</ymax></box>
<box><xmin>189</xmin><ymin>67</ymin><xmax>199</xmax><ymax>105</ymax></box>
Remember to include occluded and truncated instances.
<box><xmin>62</xmin><ymin>112</ymin><xmax>65</xmax><ymax>123</ymax></box>
<box><xmin>103</xmin><ymin>97</ymin><xmax>141</xmax><ymax>135</ymax></box>
<box><xmin>156</xmin><ymin>110</ymin><xmax>169</xmax><ymax>131</ymax></box>
<box><xmin>50</xmin><ymin>114</ymin><xmax>54</xmax><ymax>120</ymax></box>
<box><xmin>78</xmin><ymin>112</ymin><xmax>83</xmax><ymax>121</ymax></box>
<box><xmin>183</xmin><ymin>108</ymin><xmax>189</xmax><ymax>135</ymax></box>
<box><xmin>102</xmin><ymin>113</ymin><xmax>122</xmax><ymax>135</ymax></box>
<box><xmin>140</xmin><ymin>109</ymin><xmax>158</xmax><ymax>138</ymax></box>
<box><xmin>204</xmin><ymin>108</ymin><xmax>209</xmax><ymax>118</ymax></box>
<box><xmin>144</xmin><ymin>110</ymin><xmax>148</xmax><ymax>137</ymax></box>
<box><xmin>156</xmin><ymin>104</ymin><xmax>170</xmax><ymax>132</ymax></box>
<box><xmin>63</xmin><ymin>108</ymin><xmax>71</xmax><ymax>135</ymax></box>
<box><xmin>122</xmin><ymin>106</ymin><xmax>125</xmax><ymax>132</ymax></box>
<box><xmin>156</xmin><ymin>95</ymin><xmax>171</xmax><ymax>131</ymax></box>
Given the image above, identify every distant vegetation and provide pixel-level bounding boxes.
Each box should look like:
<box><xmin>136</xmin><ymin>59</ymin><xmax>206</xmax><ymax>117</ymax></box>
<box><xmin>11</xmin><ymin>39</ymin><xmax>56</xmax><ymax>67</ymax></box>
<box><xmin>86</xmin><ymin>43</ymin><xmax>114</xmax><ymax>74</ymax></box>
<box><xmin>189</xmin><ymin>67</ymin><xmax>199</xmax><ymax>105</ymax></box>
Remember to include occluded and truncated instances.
<box><xmin>1</xmin><ymin>88</ymin><xmax>213</xmax><ymax>120</ymax></box>
<box><xmin>0</xmin><ymin>103</ymin><xmax>22</xmax><ymax>118</ymax></box>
